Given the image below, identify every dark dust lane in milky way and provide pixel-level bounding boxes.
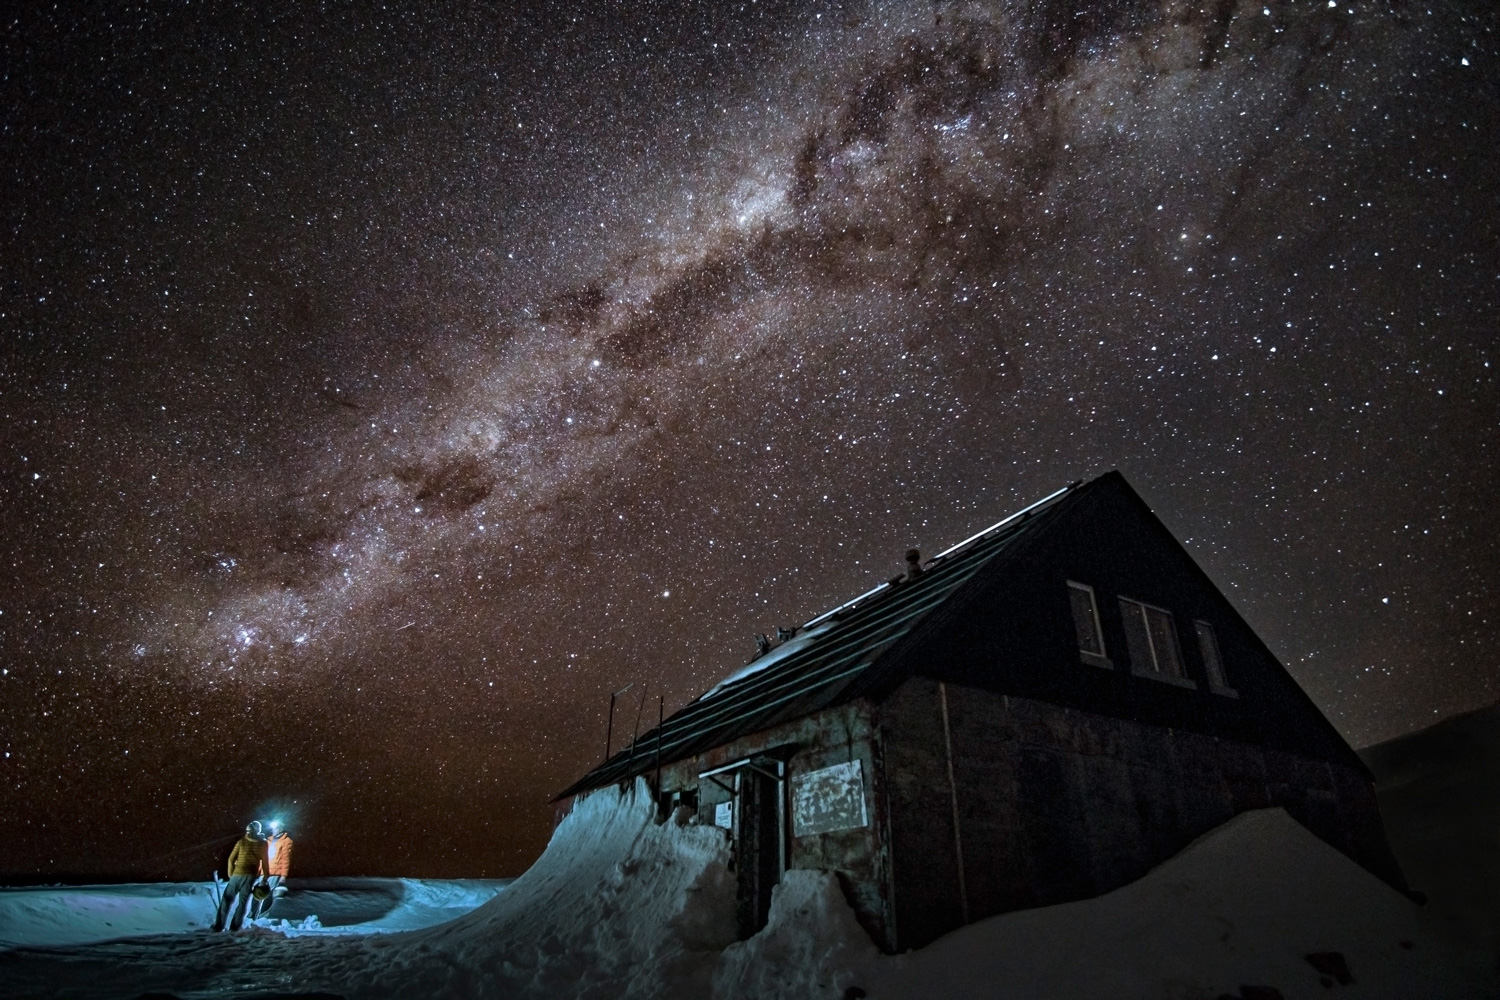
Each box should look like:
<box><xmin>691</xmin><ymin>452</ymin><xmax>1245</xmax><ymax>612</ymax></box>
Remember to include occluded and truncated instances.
<box><xmin>1</xmin><ymin>0</ymin><xmax>1496</xmax><ymax>879</ymax></box>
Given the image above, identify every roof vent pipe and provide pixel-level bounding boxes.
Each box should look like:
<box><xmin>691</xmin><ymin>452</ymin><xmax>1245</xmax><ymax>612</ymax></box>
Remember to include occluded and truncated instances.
<box><xmin>904</xmin><ymin>548</ymin><xmax>924</xmax><ymax>581</ymax></box>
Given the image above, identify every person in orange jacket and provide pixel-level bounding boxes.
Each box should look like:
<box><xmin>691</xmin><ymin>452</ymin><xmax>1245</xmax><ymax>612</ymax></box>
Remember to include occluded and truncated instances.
<box><xmin>212</xmin><ymin>821</ymin><xmax>267</xmax><ymax>932</ymax></box>
<box><xmin>251</xmin><ymin>823</ymin><xmax>293</xmax><ymax>919</ymax></box>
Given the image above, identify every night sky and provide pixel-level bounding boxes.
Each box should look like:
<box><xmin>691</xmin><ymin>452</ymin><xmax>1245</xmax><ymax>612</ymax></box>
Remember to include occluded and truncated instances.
<box><xmin>2</xmin><ymin>0</ymin><xmax>1496</xmax><ymax>881</ymax></box>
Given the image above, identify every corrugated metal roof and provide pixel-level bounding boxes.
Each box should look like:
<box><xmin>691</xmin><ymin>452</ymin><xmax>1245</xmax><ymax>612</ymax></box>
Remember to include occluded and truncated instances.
<box><xmin>555</xmin><ymin>479</ymin><xmax>1085</xmax><ymax>800</ymax></box>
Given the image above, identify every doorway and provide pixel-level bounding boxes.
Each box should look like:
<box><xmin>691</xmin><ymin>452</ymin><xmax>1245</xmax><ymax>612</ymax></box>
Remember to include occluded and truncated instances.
<box><xmin>735</xmin><ymin>763</ymin><xmax>783</xmax><ymax>938</ymax></box>
<box><xmin>699</xmin><ymin>755</ymin><xmax>788</xmax><ymax>939</ymax></box>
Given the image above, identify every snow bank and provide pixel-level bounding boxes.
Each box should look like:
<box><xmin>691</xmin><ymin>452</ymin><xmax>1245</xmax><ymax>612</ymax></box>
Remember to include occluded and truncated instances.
<box><xmin>724</xmin><ymin>808</ymin><xmax>1493</xmax><ymax>1000</ymax></box>
<box><xmin>0</xmin><ymin>779</ymin><xmax>738</xmax><ymax>999</ymax></box>
<box><xmin>0</xmin><ymin>882</ymin><xmax>215</xmax><ymax>948</ymax></box>
<box><xmin>262</xmin><ymin>878</ymin><xmax>510</xmax><ymax>936</ymax></box>
<box><xmin>0</xmin><ymin>878</ymin><xmax>509</xmax><ymax>949</ymax></box>
<box><xmin>715</xmin><ymin>870</ymin><xmax>876</xmax><ymax>1000</ymax></box>
<box><xmin>349</xmin><ymin>777</ymin><xmax>737</xmax><ymax>998</ymax></box>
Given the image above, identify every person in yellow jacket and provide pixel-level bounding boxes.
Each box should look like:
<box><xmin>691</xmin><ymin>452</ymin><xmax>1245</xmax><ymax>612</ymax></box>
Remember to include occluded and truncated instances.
<box><xmin>250</xmin><ymin>823</ymin><xmax>293</xmax><ymax>919</ymax></box>
<box><xmin>211</xmin><ymin>821</ymin><xmax>268</xmax><ymax>932</ymax></box>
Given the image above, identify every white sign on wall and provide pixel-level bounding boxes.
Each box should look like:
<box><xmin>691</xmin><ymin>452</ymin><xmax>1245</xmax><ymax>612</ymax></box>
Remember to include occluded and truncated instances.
<box><xmin>714</xmin><ymin>800</ymin><xmax>734</xmax><ymax>830</ymax></box>
<box><xmin>791</xmin><ymin>759</ymin><xmax>868</xmax><ymax>837</ymax></box>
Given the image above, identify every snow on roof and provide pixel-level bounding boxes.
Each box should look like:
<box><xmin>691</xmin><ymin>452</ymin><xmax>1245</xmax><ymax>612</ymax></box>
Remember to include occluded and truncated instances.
<box><xmin>700</xmin><ymin>622</ymin><xmax>835</xmax><ymax>700</ymax></box>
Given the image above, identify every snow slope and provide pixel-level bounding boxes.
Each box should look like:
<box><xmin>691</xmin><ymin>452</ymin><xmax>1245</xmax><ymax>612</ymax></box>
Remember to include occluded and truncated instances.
<box><xmin>0</xmin><ymin>877</ymin><xmax>509</xmax><ymax>949</ymax></box>
<box><xmin>0</xmin><ymin>881</ymin><xmax>213</xmax><ymax>949</ymax></box>
<box><xmin>1360</xmin><ymin>701</ymin><xmax>1500</xmax><ymax>952</ymax></box>
<box><xmin>1</xmin><ymin>782</ymin><xmax>1491</xmax><ymax>999</ymax></box>
<box><xmin>341</xmin><ymin>777</ymin><xmax>739</xmax><ymax>998</ymax></box>
<box><xmin>0</xmin><ymin>779</ymin><xmax>738</xmax><ymax>998</ymax></box>
<box><xmin>722</xmin><ymin>809</ymin><xmax>1493</xmax><ymax>1000</ymax></box>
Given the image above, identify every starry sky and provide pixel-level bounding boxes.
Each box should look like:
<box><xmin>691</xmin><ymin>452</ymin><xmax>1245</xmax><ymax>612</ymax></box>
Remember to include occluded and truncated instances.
<box><xmin>2</xmin><ymin>0</ymin><xmax>1496</xmax><ymax>880</ymax></box>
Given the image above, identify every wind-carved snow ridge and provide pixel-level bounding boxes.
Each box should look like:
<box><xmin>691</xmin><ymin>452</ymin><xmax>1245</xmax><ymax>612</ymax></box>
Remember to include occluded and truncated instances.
<box><xmin>349</xmin><ymin>777</ymin><xmax>739</xmax><ymax>999</ymax></box>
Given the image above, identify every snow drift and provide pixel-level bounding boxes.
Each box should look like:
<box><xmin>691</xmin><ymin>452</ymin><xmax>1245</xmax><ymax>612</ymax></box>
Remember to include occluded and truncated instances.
<box><xmin>0</xmin><ymin>779</ymin><xmax>740</xmax><ymax>998</ymax></box>
<box><xmin>344</xmin><ymin>778</ymin><xmax>739</xmax><ymax>998</ymax></box>
<box><xmin>725</xmin><ymin>809</ymin><xmax>1491</xmax><ymax>1000</ymax></box>
<box><xmin>2</xmin><ymin>781</ymin><xmax>1492</xmax><ymax>999</ymax></box>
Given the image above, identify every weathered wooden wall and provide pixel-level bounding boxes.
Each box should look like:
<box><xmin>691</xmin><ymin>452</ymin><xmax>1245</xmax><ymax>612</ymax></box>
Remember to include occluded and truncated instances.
<box><xmin>880</xmin><ymin>677</ymin><xmax>1406</xmax><ymax>950</ymax></box>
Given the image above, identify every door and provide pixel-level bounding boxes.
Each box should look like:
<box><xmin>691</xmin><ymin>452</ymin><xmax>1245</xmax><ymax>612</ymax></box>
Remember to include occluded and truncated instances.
<box><xmin>734</xmin><ymin>764</ymin><xmax>784</xmax><ymax>938</ymax></box>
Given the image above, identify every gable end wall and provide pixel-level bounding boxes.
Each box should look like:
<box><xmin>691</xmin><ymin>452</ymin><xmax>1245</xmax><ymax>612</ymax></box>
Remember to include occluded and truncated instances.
<box><xmin>884</xmin><ymin>474</ymin><xmax>1370</xmax><ymax>772</ymax></box>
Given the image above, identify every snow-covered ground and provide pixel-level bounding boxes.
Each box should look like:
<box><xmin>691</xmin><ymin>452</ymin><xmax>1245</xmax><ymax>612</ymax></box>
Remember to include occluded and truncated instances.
<box><xmin>722</xmin><ymin>809</ymin><xmax>1493</xmax><ymax>1000</ymax></box>
<box><xmin>1</xmin><ymin>778</ymin><xmax>1493</xmax><ymax>1000</ymax></box>
<box><xmin>0</xmin><ymin>877</ymin><xmax>510</xmax><ymax>949</ymax></box>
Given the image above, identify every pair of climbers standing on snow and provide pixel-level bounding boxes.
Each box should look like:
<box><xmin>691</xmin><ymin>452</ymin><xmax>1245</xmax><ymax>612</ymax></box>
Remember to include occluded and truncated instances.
<box><xmin>211</xmin><ymin>819</ymin><xmax>293</xmax><ymax>931</ymax></box>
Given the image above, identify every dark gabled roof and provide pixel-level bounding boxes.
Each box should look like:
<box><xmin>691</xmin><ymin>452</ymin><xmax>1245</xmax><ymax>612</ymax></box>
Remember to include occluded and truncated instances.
<box><xmin>555</xmin><ymin>478</ymin><xmax>1087</xmax><ymax>800</ymax></box>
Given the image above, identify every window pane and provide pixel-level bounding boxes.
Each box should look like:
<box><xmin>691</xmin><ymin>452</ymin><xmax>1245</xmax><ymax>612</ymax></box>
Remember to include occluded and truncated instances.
<box><xmin>1196</xmin><ymin>620</ymin><xmax>1229</xmax><ymax>689</ymax></box>
<box><xmin>1145</xmin><ymin>606</ymin><xmax>1184</xmax><ymax>678</ymax></box>
<box><xmin>1119</xmin><ymin>599</ymin><xmax>1154</xmax><ymax>672</ymax></box>
<box><xmin>1069</xmin><ymin>584</ymin><xmax>1104</xmax><ymax>656</ymax></box>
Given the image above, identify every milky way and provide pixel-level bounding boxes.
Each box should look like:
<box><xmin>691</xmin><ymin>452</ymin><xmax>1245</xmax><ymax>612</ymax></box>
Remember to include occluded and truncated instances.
<box><xmin>2</xmin><ymin>0</ymin><xmax>1496</xmax><ymax>879</ymax></box>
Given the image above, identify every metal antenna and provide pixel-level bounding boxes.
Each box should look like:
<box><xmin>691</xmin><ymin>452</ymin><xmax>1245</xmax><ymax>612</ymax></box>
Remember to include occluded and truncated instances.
<box><xmin>654</xmin><ymin>695</ymin><xmax>664</xmax><ymax>797</ymax></box>
<box><xmin>629</xmin><ymin>685</ymin><xmax>649</xmax><ymax>763</ymax></box>
<box><xmin>604</xmin><ymin>682</ymin><xmax>634</xmax><ymax>762</ymax></box>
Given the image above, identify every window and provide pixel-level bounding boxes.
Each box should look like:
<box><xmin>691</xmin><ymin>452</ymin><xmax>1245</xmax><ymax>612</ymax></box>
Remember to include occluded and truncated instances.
<box><xmin>1194</xmin><ymin>620</ymin><xmax>1238</xmax><ymax>697</ymax></box>
<box><xmin>1119</xmin><ymin>597</ymin><xmax>1195</xmax><ymax>688</ymax></box>
<box><xmin>1067</xmin><ymin>581</ymin><xmax>1110</xmax><ymax>667</ymax></box>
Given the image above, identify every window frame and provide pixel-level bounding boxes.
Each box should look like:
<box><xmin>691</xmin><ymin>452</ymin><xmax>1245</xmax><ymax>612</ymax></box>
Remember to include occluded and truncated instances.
<box><xmin>1066</xmin><ymin>580</ymin><xmax>1112</xmax><ymax>668</ymax></box>
<box><xmin>1118</xmin><ymin>596</ymin><xmax>1197</xmax><ymax>689</ymax></box>
<box><xmin>1193</xmin><ymin>619</ymin><xmax>1239</xmax><ymax>698</ymax></box>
